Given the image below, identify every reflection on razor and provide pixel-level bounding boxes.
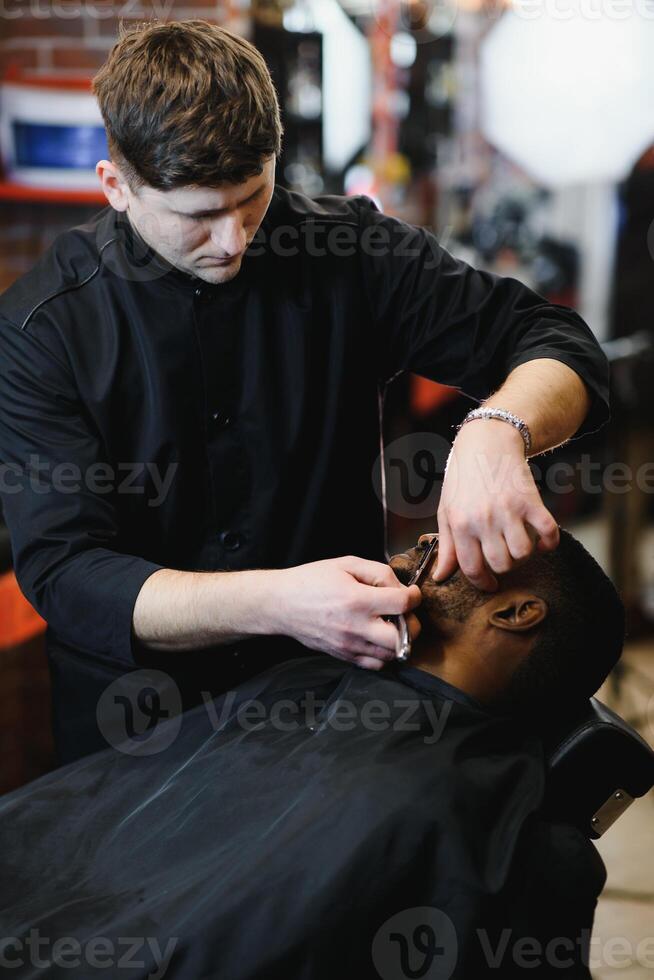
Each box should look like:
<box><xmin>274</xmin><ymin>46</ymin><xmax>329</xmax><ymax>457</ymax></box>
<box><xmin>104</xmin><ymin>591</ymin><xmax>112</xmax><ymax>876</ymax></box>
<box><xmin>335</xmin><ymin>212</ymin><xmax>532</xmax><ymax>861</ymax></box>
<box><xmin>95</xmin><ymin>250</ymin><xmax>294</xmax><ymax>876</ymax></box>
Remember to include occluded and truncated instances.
<box><xmin>392</xmin><ymin>534</ymin><xmax>438</xmax><ymax>663</ymax></box>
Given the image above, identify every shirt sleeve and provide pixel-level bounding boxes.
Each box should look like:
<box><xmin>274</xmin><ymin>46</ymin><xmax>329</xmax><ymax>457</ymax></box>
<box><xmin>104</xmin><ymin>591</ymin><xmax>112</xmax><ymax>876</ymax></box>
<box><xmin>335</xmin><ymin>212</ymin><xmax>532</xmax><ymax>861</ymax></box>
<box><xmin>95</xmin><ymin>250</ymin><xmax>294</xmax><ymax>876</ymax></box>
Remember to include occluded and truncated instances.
<box><xmin>357</xmin><ymin>197</ymin><xmax>610</xmax><ymax>439</ymax></box>
<box><xmin>0</xmin><ymin>314</ymin><xmax>164</xmax><ymax>667</ymax></box>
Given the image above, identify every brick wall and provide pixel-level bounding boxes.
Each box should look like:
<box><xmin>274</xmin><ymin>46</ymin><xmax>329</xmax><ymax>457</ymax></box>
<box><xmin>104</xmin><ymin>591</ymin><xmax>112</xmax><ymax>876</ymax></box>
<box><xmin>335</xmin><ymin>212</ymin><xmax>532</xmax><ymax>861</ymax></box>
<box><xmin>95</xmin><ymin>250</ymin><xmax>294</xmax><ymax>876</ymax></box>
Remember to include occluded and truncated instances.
<box><xmin>0</xmin><ymin>1</ymin><xmax>248</xmax><ymax>290</ymax></box>
<box><xmin>0</xmin><ymin>0</ymin><xmax>246</xmax><ymax>79</ymax></box>
<box><xmin>0</xmin><ymin>200</ymin><xmax>98</xmax><ymax>290</ymax></box>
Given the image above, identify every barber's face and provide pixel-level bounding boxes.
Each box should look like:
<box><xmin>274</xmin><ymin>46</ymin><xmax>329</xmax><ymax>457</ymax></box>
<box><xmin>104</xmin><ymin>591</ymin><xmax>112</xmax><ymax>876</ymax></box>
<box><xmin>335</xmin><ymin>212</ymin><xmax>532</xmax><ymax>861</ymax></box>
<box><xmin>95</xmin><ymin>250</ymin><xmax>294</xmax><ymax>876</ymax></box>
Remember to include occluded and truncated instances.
<box><xmin>390</xmin><ymin>534</ymin><xmax>489</xmax><ymax>627</ymax></box>
<box><xmin>121</xmin><ymin>157</ymin><xmax>276</xmax><ymax>285</ymax></box>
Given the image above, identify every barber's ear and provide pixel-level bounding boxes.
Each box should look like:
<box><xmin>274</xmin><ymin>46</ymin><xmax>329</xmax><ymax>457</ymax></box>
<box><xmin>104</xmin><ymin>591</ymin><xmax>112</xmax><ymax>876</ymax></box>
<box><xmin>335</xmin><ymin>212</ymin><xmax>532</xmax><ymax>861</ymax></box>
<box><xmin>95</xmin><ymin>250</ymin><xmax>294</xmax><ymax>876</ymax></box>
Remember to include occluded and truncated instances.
<box><xmin>489</xmin><ymin>596</ymin><xmax>548</xmax><ymax>633</ymax></box>
<box><xmin>96</xmin><ymin>160</ymin><xmax>130</xmax><ymax>212</ymax></box>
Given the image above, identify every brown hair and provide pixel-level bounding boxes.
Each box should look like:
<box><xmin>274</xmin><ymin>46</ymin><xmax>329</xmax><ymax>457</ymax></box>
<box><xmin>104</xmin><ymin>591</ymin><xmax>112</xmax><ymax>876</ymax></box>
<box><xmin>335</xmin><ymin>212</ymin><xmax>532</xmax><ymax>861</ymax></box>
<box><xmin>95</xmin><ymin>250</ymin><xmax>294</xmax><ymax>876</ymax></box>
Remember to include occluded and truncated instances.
<box><xmin>92</xmin><ymin>19</ymin><xmax>283</xmax><ymax>190</ymax></box>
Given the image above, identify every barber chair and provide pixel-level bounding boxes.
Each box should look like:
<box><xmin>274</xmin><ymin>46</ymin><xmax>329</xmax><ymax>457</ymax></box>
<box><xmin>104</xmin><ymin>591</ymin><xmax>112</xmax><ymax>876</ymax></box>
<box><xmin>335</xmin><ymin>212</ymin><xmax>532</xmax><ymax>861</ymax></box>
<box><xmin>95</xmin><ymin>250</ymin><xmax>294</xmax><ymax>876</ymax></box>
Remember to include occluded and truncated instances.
<box><xmin>538</xmin><ymin>334</ymin><xmax>654</xmax><ymax>836</ymax></box>
<box><xmin>544</xmin><ymin>697</ymin><xmax>654</xmax><ymax>837</ymax></box>
<box><xmin>602</xmin><ymin>331</ymin><xmax>654</xmax><ymax>627</ymax></box>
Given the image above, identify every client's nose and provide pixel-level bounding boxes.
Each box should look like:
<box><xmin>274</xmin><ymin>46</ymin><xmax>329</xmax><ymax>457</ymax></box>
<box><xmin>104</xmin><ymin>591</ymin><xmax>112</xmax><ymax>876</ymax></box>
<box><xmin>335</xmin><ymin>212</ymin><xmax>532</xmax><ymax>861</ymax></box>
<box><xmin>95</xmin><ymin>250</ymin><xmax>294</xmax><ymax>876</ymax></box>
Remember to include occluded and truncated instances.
<box><xmin>417</xmin><ymin>533</ymin><xmax>438</xmax><ymax>548</ymax></box>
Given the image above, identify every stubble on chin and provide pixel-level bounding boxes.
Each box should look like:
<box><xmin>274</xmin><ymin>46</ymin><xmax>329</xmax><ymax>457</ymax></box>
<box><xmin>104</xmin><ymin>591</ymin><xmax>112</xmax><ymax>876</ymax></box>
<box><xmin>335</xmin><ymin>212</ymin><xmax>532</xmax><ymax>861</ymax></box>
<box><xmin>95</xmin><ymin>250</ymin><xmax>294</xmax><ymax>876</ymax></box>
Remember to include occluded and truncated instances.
<box><xmin>192</xmin><ymin>259</ymin><xmax>243</xmax><ymax>286</ymax></box>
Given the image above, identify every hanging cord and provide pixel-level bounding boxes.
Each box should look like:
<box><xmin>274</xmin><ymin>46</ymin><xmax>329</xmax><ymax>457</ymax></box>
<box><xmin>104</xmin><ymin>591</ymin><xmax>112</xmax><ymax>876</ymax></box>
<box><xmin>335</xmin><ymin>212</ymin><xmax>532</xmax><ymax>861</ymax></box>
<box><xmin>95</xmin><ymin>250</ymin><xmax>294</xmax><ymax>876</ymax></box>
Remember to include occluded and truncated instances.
<box><xmin>20</xmin><ymin>237</ymin><xmax>119</xmax><ymax>331</ymax></box>
<box><xmin>377</xmin><ymin>382</ymin><xmax>391</xmax><ymax>563</ymax></box>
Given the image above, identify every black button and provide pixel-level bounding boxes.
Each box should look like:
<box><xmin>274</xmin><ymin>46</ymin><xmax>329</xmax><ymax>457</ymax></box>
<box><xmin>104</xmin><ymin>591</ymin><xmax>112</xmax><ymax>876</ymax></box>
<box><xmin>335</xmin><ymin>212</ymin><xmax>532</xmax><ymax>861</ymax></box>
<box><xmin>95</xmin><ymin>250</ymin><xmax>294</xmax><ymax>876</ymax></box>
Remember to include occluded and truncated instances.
<box><xmin>194</xmin><ymin>287</ymin><xmax>203</xmax><ymax>298</ymax></box>
<box><xmin>219</xmin><ymin>530</ymin><xmax>243</xmax><ymax>551</ymax></box>
<box><xmin>210</xmin><ymin>410</ymin><xmax>232</xmax><ymax>428</ymax></box>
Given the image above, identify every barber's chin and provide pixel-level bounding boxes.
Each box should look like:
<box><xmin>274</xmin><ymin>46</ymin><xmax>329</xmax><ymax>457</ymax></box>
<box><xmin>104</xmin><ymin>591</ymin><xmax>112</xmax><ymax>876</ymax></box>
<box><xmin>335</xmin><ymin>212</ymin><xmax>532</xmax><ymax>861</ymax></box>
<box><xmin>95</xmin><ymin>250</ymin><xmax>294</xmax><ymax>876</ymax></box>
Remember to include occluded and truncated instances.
<box><xmin>197</xmin><ymin>265</ymin><xmax>241</xmax><ymax>285</ymax></box>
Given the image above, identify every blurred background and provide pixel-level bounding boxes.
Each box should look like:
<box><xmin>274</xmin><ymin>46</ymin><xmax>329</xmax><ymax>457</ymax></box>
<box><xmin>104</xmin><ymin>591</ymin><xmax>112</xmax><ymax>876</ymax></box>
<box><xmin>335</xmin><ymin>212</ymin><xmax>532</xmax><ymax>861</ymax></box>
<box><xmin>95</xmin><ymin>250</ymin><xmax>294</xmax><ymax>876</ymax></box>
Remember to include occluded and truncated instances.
<box><xmin>0</xmin><ymin>1</ymin><xmax>653</xmax><ymax>972</ymax></box>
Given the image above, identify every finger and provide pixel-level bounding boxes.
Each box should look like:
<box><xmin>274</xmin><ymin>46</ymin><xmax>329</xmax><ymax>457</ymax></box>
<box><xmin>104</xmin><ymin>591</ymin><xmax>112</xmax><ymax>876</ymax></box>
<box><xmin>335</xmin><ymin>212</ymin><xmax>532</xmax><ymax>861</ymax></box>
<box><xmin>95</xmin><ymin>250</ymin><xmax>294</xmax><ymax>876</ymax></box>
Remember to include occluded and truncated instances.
<box><xmin>362</xmin><ymin>615</ymin><xmax>417</xmax><ymax>652</ymax></box>
<box><xmin>352</xmin><ymin>656</ymin><xmax>386</xmax><ymax>672</ymax></box>
<box><xmin>405</xmin><ymin>612</ymin><xmax>422</xmax><ymax>643</ymax></box>
<box><xmin>356</xmin><ymin>639</ymin><xmax>398</xmax><ymax>662</ymax></box>
<box><xmin>526</xmin><ymin>508</ymin><xmax>560</xmax><ymax>552</ymax></box>
<box><xmin>327</xmin><ymin>644</ymin><xmax>392</xmax><ymax>665</ymax></box>
<box><xmin>502</xmin><ymin>521</ymin><xmax>536</xmax><ymax>564</ymax></box>
<box><xmin>361</xmin><ymin>583</ymin><xmax>422</xmax><ymax>617</ymax></box>
<box><xmin>362</xmin><ymin>613</ymin><xmax>422</xmax><ymax>656</ymax></box>
<box><xmin>455</xmin><ymin>534</ymin><xmax>498</xmax><ymax>592</ymax></box>
<box><xmin>350</xmin><ymin>622</ymin><xmax>396</xmax><ymax>657</ymax></box>
<box><xmin>340</xmin><ymin>556</ymin><xmax>403</xmax><ymax>588</ymax></box>
<box><xmin>351</xmin><ymin>612</ymin><xmax>422</xmax><ymax>662</ymax></box>
<box><xmin>479</xmin><ymin>532</ymin><xmax>514</xmax><ymax>576</ymax></box>
<box><xmin>432</xmin><ymin>515</ymin><xmax>457</xmax><ymax>582</ymax></box>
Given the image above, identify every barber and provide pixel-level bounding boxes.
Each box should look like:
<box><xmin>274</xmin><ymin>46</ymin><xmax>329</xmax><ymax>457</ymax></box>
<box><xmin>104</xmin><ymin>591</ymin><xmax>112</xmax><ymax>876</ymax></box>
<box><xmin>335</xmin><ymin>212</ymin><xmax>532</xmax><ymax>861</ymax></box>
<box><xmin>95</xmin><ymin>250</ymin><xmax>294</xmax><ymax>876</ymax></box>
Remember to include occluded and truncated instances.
<box><xmin>0</xmin><ymin>22</ymin><xmax>608</xmax><ymax>762</ymax></box>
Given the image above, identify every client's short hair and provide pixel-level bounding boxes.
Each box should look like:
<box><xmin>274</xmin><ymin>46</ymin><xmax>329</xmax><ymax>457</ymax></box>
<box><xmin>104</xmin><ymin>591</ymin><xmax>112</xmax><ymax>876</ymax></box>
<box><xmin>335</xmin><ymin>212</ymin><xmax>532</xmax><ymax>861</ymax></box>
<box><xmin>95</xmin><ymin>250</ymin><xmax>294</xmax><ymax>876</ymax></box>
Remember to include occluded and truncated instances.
<box><xmin>495</xmin><ymin>529</ymin><xmax>625</xmax><ymax>723</ymax></box>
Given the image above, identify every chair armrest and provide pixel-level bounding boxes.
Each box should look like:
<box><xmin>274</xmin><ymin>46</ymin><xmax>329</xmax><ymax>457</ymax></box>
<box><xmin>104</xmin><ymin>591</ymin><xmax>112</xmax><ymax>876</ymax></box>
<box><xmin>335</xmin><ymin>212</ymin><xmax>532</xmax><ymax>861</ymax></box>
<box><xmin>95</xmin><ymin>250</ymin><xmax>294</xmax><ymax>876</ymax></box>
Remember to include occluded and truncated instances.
<box><xmin>543</xmin><ymin>698</ymin><xmax>654</xmax><ymax>838</ymax></box>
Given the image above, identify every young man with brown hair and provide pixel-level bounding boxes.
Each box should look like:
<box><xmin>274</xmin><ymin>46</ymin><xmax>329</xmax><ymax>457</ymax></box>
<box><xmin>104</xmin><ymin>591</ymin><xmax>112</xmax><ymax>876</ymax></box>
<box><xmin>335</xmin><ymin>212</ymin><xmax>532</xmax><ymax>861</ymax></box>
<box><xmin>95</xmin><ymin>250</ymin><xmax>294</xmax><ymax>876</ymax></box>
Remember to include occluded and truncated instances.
<box><xmin>0</xmin><ymin>21</ymin><xmax>610</xmax><ymax>762</ymax></box>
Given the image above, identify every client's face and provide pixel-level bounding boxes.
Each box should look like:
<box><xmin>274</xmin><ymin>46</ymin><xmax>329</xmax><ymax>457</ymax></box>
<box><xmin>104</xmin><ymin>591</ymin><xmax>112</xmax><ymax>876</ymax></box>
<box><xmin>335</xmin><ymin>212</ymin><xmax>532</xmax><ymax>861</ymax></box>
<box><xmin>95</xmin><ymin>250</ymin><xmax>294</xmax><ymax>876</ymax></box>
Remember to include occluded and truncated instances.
<box><xmin>390</xmin><ymin>534</ymin><xmax>490</xmax><ymax>630</ymax></box>
<box><xmin>390</xmin><ymin>533</ymin><xmax>549</xmax><ymax>706</ymax></box>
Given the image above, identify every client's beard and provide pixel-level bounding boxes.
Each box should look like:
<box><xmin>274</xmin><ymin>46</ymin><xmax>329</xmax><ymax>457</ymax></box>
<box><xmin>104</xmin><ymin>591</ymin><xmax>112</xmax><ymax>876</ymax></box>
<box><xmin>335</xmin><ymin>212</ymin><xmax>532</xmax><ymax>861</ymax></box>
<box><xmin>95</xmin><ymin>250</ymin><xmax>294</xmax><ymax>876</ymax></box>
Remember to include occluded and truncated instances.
<box><xmin>394</xmin><ymin>559</ymin><xmax>488</xmax><ymax>625</ymax></box>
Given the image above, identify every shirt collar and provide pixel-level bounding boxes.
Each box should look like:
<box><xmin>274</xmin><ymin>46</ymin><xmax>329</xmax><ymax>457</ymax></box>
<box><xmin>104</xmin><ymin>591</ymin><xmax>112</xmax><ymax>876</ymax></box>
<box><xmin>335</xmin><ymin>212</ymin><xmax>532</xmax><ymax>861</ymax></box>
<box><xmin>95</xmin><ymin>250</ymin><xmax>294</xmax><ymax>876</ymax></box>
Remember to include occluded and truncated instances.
<box><xmin>388</xmin><ymin>662</ymin><xmax>491</xmax><ymax>714</ymax></box>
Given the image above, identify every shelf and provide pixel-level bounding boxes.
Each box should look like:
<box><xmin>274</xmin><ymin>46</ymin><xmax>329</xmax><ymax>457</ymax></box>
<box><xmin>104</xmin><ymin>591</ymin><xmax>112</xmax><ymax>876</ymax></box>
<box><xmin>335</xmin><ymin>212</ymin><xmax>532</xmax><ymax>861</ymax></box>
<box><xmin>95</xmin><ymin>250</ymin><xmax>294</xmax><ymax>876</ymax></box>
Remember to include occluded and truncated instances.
<box><xmin>0</xmin><ymin>181</ymin><xmax>105</xmax><ymax>205</ymax></box>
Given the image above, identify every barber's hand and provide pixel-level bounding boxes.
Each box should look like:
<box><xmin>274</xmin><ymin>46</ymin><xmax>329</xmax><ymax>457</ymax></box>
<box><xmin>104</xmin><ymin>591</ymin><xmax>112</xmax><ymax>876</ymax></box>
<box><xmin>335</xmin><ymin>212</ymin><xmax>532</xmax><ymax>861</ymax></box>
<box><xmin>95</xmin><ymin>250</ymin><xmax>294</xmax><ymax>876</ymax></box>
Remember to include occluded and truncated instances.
<box><xmin>275</xmin><ymin>556</ymin><xmax>422</xmax><ymax>670</ymax></box>
<box><xmin>433</xmin><ymin>420</ymin><xmax>559</xmax><ymax>591</ymax></box>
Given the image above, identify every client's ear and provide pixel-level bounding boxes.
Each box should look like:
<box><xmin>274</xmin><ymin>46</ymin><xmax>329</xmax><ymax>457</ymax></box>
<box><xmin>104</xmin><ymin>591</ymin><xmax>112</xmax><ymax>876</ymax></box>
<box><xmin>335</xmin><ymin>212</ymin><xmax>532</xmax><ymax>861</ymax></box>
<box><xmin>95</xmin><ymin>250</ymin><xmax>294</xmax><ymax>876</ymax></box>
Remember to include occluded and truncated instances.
<box><xmin>488</xmin><ymin>593</ymin><xmax>548</xmax><ymax>633</ymax></box>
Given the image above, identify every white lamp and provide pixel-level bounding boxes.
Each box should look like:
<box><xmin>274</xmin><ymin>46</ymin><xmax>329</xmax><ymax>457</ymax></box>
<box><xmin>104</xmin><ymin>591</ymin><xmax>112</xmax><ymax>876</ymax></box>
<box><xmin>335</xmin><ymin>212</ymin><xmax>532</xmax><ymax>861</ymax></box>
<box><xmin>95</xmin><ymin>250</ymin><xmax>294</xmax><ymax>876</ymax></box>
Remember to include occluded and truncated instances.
<box><xmin>480</xmin><ymin>5</ymin><xmax>654</xmax><ymax>187</ymax></box>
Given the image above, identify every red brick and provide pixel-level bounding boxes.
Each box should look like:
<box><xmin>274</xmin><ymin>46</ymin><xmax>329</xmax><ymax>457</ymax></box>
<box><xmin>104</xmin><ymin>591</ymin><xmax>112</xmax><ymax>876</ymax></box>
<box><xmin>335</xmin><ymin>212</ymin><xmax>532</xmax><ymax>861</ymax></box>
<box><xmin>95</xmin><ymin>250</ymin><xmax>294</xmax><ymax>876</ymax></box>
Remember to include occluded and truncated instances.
<box><xmin>137</xmin><ymin>0</ymin><xmax>223</xmax><ymax>13</ymax></box>
<box><xmin>95</xmin><ymin>7</ymin><xmax>227</xmax><ymax>36</ymax></box>
<box><xmin>81</xmin><ymin>0</ymin><xmax>134</xmax><ymax>6</ymax></box>
<box><xmin>0</xmin><ymin>46</ymin><xmax>39</xmax><ymax>75</ymax></box>
<box><xmin>4</xmin><ymin>15</ymin><xmax>86</xmax><ymax>39</ymax></box>
<box><xmin>51</xmin><ymin>44</ymin><xmax>111</xmax><ymax>69</ymax></box>
<box><xmin>95</xmin><ymin>15</ymin><xmax>131</xmax><ymax>39</ymax></box>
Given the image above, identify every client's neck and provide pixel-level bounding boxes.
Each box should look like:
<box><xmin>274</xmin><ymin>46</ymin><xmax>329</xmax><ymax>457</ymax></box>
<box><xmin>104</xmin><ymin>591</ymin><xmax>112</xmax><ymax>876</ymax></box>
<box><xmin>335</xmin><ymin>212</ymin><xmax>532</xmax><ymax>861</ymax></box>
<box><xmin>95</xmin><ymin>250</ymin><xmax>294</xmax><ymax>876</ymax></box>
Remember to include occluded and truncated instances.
<box><xmin>406</xmin><ymin>632</ymin><xmax>497</xmax><ymax>707</ymax></box>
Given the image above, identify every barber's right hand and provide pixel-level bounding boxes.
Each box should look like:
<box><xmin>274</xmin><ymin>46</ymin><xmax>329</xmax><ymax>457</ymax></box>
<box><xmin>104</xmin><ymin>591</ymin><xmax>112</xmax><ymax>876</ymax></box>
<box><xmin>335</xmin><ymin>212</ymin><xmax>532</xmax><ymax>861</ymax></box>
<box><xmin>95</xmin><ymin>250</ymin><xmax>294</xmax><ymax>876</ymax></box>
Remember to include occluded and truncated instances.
<box><xmin>271</xmin><ymin>556</ymin><xmax>422</xmax><ymax>670</ymax></box>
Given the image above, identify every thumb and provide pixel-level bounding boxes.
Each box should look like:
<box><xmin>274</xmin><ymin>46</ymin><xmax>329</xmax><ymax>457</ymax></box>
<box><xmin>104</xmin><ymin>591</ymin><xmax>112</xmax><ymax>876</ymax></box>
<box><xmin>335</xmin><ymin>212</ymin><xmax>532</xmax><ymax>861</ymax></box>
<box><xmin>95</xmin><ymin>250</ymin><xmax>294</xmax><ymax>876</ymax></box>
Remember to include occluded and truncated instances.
<box><xmin>433</xmin><ymin>517</ymin><xmax>457</xmax><ymax>582</ymax></box>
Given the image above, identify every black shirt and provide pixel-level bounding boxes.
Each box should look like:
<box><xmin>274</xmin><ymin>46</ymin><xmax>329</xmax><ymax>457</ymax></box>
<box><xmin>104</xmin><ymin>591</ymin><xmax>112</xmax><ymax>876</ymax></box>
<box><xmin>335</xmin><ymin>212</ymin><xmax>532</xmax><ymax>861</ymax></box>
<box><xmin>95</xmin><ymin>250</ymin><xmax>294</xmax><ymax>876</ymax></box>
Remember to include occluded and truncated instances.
<box><xmin>0</xmin><ymin>187</ymin><xmax>609</xmax><ymax>755</ymax></box>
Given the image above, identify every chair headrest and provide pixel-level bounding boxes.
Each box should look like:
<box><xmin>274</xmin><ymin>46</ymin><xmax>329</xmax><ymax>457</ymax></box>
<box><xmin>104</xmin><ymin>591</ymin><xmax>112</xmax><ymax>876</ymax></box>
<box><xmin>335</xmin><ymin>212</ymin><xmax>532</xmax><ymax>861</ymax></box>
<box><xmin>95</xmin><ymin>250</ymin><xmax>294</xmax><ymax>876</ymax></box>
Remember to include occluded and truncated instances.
<box><xmin>543</xmin><ymin>698</ymin><xmax>654</xmax><ymax>837</ymax></box>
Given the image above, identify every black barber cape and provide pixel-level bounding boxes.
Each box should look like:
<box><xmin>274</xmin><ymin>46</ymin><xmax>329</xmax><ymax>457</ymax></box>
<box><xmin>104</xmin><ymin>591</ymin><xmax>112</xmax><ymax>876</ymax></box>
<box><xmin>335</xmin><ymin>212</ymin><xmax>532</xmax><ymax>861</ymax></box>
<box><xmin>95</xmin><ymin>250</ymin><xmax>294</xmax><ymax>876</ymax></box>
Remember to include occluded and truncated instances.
<box><xmin>0</xmin><ymin>187</ymin><xmax>610</xmax><ymax>760</ymax></box>
<box><xmin>0</xmin><ymin>657</ymin><xmax>605</xmax><ymax>979</ymax></box>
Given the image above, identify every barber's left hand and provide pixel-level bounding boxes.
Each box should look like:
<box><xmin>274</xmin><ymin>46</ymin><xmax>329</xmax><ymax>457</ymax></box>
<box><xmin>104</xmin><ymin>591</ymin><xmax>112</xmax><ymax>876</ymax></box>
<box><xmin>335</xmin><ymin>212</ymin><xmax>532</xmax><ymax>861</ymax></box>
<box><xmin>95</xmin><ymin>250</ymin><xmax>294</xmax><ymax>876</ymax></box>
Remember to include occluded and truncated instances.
<box><xmin>432</xmin><ymin>419</ymin><xmax>560</xmax><ymax>591</ymax></box>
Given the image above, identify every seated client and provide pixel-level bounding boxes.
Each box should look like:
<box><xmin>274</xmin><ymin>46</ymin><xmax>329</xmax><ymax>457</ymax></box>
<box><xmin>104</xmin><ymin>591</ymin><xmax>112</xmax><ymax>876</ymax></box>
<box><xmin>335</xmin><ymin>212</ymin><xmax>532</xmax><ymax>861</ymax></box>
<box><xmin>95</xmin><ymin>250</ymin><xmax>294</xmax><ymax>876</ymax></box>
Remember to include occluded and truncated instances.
<box><xmin>0</xmin><ymin>530</ymin><xmax>624</xmax><ymax>979</ymax></box>
<box><xmin>390</xmin><ymin>527</ymin><xmax>625</xmax><ymax>724</ymax></box>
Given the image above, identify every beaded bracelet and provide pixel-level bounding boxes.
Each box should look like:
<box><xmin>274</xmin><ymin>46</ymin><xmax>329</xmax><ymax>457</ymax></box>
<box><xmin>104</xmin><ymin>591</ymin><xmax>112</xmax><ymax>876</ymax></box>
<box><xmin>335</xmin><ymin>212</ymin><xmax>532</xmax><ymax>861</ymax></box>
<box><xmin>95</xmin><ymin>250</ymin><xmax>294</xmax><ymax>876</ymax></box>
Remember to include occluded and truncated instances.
<box><xmin>456</xmin><ymin>408</ymin><xmax>532</xmax><ymax>456</ymax></box>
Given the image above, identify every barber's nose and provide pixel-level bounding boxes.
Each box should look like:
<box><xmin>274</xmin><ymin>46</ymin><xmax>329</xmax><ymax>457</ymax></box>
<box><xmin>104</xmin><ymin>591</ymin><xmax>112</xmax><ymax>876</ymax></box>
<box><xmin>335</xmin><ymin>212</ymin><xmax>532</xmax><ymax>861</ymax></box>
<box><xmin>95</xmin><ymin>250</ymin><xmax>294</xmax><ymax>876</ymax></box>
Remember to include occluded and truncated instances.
<box><xmin>210</xmin><ymin>215</ymin><xmax>248</xmax><ymax>257</ymax></box>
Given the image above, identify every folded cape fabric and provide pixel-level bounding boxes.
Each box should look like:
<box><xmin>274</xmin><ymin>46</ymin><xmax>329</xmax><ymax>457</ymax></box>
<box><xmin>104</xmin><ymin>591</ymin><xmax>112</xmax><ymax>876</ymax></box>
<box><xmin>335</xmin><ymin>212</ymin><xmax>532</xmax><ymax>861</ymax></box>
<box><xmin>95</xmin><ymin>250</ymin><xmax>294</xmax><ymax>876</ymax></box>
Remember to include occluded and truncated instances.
<box><xmin>0</xmin><ymin>656</ymin><xmax>605</xmax><ymax>979</ymax></box>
